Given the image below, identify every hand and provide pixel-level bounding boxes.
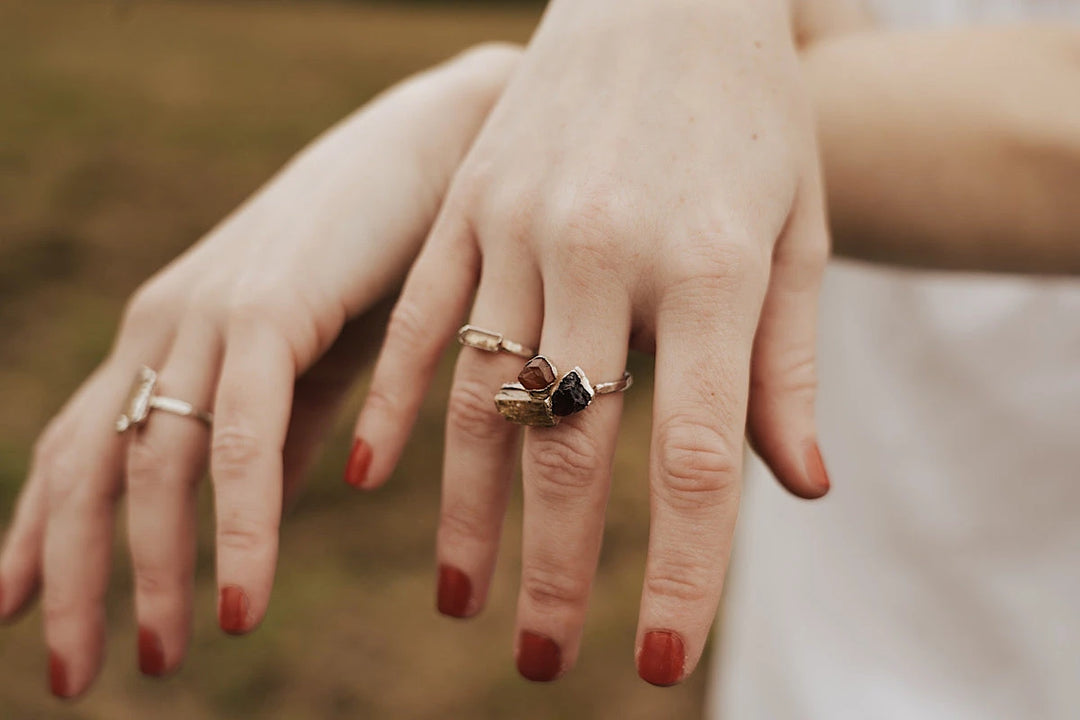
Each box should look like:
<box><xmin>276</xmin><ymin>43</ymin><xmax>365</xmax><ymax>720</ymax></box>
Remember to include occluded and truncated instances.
<box><xmin>0</xmin><ymin>44</ymin><xmax>518</xmax><ymax>697</ymax></box>
<box><xmin>353</xmin><ymin>0</ymin><xmax>831</xmax><ymax>685</ymax></box>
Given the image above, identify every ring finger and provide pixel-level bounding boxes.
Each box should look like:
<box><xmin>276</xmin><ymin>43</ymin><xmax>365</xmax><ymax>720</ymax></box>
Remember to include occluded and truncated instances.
<box><xmin>125</xmin><ymin>316</ymin><xmax>222</xmax><ymax>676</ymax></box>
<box><xmin>436</xmin><ymin>256</ymin><xmax>542</xmax><ymax>618</ymax></box>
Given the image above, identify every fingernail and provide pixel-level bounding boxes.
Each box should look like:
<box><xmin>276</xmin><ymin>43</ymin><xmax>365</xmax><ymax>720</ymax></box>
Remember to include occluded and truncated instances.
<box><xmin>344</xmin><ymin>438</ymin><xmax>373</xmax><ymax>489</ymax></box>
<box><xmin>638</xmin><ymin>630</ymin><xmax>685</xmax><ymax>686</ymax></box>
<box><xmin>49</xmin><ymin>650</ymin><xmax>69</xmax><ymax>698</ymax></box>
<box><xmin>517</xmin><ymin>631</ymin><xmax>561</xmax><ymax>682</ymax></box>
<box><xmin>437</xmin><ymin>564</ymin><xmax>472</xmax><ymax>618</ymax></box>
<box><xmin>219</xmin><ymin>585</ymin><xmax>250</xmax><ymax>635</ymax></box>
<box><xmin>805</xmin><ymin>441</ymin><xmax>831</xmax><ymax>494</ymax></box>
<box><xmin>138</xmin><ymin>625</ymin><xmax>166</xmax><ymax>676</ymax></box>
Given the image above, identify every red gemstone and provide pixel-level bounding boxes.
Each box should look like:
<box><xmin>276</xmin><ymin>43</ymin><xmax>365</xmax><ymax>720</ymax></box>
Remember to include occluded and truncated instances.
<box><xmin>519</xmin><ymin>356</ymin><xmax>556</xmax><ymax>391</ymax></box>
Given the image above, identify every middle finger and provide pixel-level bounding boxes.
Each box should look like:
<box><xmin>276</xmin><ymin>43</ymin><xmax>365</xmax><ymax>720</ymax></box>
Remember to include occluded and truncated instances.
<box><xmin>515</xmin><ymin>259</ymin><xmax>631</xmax><ymax>682</ymax></box>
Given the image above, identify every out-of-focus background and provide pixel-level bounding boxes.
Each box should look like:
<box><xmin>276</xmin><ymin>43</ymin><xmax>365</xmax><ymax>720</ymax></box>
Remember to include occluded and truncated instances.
<box><xmin>0</xmin><ymin>1</ymin><xmax>703</xmax><ymax>717</ymax></box>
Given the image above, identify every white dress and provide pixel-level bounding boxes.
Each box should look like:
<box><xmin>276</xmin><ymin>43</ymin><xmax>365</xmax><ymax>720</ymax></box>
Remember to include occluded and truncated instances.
<box><xmin>708</xmin><ymin>2</ymin><xmax>1080</xmax><ymax>718</ymax></box>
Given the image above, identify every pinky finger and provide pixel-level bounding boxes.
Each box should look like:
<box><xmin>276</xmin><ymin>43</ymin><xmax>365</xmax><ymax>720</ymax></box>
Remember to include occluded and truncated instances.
<box><xmin>0</xmin><ymin>461</ymin><xmax>48</xmax><ymax>620</ymax></box>
<box><xmin>747</xmin><ymin>181</ymin><xmax>831</xmax><ymax>499</ymax></box>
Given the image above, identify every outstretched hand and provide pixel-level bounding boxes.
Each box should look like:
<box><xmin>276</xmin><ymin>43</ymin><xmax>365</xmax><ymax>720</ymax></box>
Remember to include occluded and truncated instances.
<box><xmin>0</xmin><ymin>45</ymin><xmax>518</xmax><ymax>697</ymax></box>
<box><xmin>353</xmin><ymin>0</ymin><xmax>830</xmax><ymax>687</ymax></box>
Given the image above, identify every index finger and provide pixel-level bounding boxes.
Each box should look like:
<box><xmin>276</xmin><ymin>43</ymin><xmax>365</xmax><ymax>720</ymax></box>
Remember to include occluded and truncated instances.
<box><xmin>637</xmin><ymin>243</ymin><xmax>768</xmax><ymax>686</ymax></box>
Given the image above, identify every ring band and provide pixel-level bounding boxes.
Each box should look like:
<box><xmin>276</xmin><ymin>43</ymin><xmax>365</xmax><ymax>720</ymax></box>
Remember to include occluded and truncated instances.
<box><xmin>457</xmin><ymin>325</ymin><xmax>535</xmax><ymax>359</ymax></box>
<box><xmin>115</xmin><ymin>366</ymin><xmax>213</xmax><ymax>433</ymax></box>
<box><xmin>494</xmin><ymin>355</ymin><xmax>632</xmax><ymax>427</ymax></box>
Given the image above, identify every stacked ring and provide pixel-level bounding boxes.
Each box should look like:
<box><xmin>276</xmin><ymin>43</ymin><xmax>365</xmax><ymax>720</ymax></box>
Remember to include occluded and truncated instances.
<box><xmin>457</xmin><ymin>324</ymin><xmax>536</xmax><ymax>359</ymax></box>
<box><xmin>494</xmin><ymin>355</ymin><xmax>632</xmax><ymax>427</ymax></box>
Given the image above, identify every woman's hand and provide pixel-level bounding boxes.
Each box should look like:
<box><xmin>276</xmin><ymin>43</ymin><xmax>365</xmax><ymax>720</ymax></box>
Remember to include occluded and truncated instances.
<box><xmin>354</xmin><ymin>0</ymin><xmax>830</xmax><ymax>686</ymax></box>
<box><xmin>0</xmin><ymin>44</ymin><xmax>518</xmax><ymax>698</ymax></box>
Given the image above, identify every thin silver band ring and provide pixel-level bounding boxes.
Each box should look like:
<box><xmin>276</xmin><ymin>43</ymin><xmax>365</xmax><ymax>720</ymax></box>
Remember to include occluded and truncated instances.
<box><xmin>116</xmin><ymin>366</ymin><xmax>213</xmax><ymax>433</ymax></box>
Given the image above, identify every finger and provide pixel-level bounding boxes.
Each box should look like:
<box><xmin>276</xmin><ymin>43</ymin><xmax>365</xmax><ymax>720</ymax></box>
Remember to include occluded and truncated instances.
<box><xmin>636</xmin><ymin>242</ymin><xmax>769</xmax><ymax>687</ymax></box>
<box><xmin>515</xmin><ymin>263</ymin><xmax>631</xmax><ymax>682</ymax></box>
<box><xmin>1</xmin><ymin>370</ymin><xmax>117</xmax><ymax>621</ymax></box>
<box><xmin>282</xmin><ymin>300</ymin><xmax>392</xmax><ymax>506</ymax></box>
<box><xmin>436</xmin><ymin>259</ymin><xmax>541</xmax><ymax>618</ymax></box>
<box><xmin>126</xmin><ymin>318</ymin><xmax>221</xmax><ymax>676</ymax></box>
<box><xmin>40</xmin><ymin>367</ymin><xmax>137</xmax><ymax>698</ymax></box>
<box><xmin>747</xmin><ymin>183</ymin><xmax>831</xmax><ymax>499</ymax></box>
<box><xmin>210</xmin><ymin>308</ymin><xmax>294</xmax><ymax>635</ymax></box>
<box><xmin>0</xmin><ymin>444</ymin><xmax>50</xmax><ymax>621</ymax></box>
<box><xmin>348</xmin><ymin>211</ymin><xmax>479</xmax><ymax>490</ymax></box>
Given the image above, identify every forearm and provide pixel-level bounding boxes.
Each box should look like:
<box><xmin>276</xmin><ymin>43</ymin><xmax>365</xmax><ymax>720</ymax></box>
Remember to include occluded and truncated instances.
<box><xmin>805</xmin><ymin>26</ymin><xmax>1080</xmax><ymax>275</ymax></box>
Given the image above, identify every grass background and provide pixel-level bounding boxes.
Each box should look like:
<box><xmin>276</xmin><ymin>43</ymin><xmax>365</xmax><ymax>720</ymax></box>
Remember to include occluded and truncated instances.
<box><xmin>0</xmin><ymin>1</ymin><xmax>707</xmax><ymax>717</ymax></box>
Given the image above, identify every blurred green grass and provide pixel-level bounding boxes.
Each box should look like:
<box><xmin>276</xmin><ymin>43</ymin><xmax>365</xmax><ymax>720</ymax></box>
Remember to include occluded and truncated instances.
<box><xmin>0</xmin><ymin>1</ymin><xmax>705</xmax><ymax>718</ymax></box>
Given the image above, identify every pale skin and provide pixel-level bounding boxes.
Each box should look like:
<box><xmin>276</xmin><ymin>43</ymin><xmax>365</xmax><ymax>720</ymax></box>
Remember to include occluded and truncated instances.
<box><xmin>4</xmin><ymin>14</ymin><xmax>1080</xmax><ymax>698</ymax></box>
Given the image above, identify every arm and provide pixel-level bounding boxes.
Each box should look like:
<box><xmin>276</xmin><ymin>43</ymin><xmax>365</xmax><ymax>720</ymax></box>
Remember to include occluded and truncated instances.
<box><xmin>805</xmin><ymin>25</ymin><xmax>1080</xmax><ymax>274</ymax></box>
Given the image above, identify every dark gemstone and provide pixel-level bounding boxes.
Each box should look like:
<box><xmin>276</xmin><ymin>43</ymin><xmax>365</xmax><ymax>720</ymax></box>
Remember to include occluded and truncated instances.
<box><xmin>519</xmin><ymin>356</ymin><xmax>557</xmax><ymax>392</ymax></box>
<box><xmin>550</xmin><ymin>371</ymin><xmax>593</xmax><ymax>416</ymax></box>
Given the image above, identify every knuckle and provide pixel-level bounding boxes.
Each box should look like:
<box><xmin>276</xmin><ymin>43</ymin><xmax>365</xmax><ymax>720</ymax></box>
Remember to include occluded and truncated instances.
<box><xmin>226</xmin><ymin>289</ymin><xmax>278</xmax><ymax>330</ymax></box>
<box><xmin>751</xmin><ymin>350</ymin><xmax>818</xmax><ymax>399</ymax></box>
<box><xmin>211</xmin><ymin>427</ymin><xmax>264</xmax><ymax>481</ymax></box>
<box><xmin>217</xmin><ymin>515</ymin><xmax>275</xmax><ymax>555</ymax></box>
<box><xmin>655</xmin><ymin>418</ymin><xmax>740</xmax><ymax>512</ymax></box>
<box><xmin>44</xmin><ymin>454</ymin><xmax>118</xmax><ymax>513</ymax></box>
<box><xmin>385</xmin><ymin>297</ymin><xmax>432</xmax><ymax>355</ymax></box>
<box><xmin>520</xmin><ymin>559</ymin><xmax>591</xmax><ymax>613</ymax></box>
<box><xmin>125</xmin><ymin>436</ymin><xmax>172</xmax><ymax>493</ymax></box>
<box><xmin>132</xmin><ymin>565</ymin><xmax>179</xmax><ymax>598</ymax></box>
<box><xmin>446</xmin><ymin>378</ymin><xmax>507</xmax><ymax>445</ymax></box>
<box><xmin>644</xmin><ymin>553</ymin><xmax>715</xmax><ymax>606</ymax></box>
<box><xmin>42</xmin><ymin>593</ymin><xmax>82</xmax><ymax>627</ymax></box>
<box><xmin>184</xmin><ymin>286</ymin><xmax>229</xmax><ymax>326</ymax></box>
<box><xmin>362</xmin><ymin>383</ymin><xmax>400</xmax><ymax>422</ymax></box>
<box><xmin>448</xmin><ymin>166</ymin><xmax>490</xmax><ymax>211</ymax></box>
<box><xmin>528</xmin><ymin>429</ymin><xmax>603</xmax><ymax>505</ymax></box>
<box><xmin>664</xmin><ymin>234</ymin><xmax>770</xmax><ymax>297</ymax></box>
<box><xmin>121</xmin><ymin>278</ymin><xmax>175</xmax><ymax>333</ymax></box>
<box><xmin>547</xmin><ymin>192</ymin><xmax>626</xmax><ymax>275</ymax></box>
<box><xmin>439</xmin><ymin>499</ymin><xmax>498</xmax><ymax>548</ymax></box>
<box><xmin>227</xmin><ymin>285</ymin><xmax>327</xmax><ymax>366</ymax></box>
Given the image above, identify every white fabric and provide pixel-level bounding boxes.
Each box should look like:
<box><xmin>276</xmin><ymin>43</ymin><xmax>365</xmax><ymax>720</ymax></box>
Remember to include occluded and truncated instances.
<box><xmin>708</xmin><ymin>2</ymin><xmax>1080</xmax><ymax>719</ymax></box>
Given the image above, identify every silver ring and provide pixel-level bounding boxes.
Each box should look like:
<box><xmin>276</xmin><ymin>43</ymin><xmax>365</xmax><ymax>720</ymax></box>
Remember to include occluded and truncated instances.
<box><xmin>494</xmin><ymin>355</ymin><xmax>633</xmax><ymax>427</ymax></box>
<box><xmin>457</xmin><ymin>325</ymin><xmax>536</xmax><ymax>359</ymax></box>
<box><xmin>115</xmin><ymin>366</ymin><xmax>213</xmax><ymax>433</ymax></box>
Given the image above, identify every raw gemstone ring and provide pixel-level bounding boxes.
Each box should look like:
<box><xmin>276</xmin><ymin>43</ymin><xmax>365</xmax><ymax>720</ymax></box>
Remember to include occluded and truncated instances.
<box><xmin>115</xmin><ymin>366</ymin><xmax>214</xmax><ymax>433</ymax></box>
<box><xmin>494</xmin><ymin>355</ymin><xmax>632</xmax><ymax>427</ymax></box>
<box><xmin>457</xmin><ymin>324</ymin><xmax>536</xmax><ymax>359</ymax></box>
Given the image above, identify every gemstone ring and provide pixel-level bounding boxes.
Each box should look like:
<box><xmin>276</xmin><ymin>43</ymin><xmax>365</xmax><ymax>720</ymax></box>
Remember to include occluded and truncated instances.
<box><xmin>115</xmin><ymin>366</ymin><xmax>213</xmax><ymax>433</ymax></box>
<box><xmin>494</xmin><ymin>355</ymin><xmax>632</xmax><ymax>427</ymax></box>
<box><xmin>457</xmin><ymin>324</ymin><xmax>536</xmax><ymax>359</ymax></box>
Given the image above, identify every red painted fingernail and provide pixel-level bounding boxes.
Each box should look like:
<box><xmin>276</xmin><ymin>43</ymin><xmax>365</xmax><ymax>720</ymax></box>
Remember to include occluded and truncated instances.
<box><xmin>638</xmin><ymin>630</ymin><xmax>685</xmax><ymax>686</ymax></box>
<box><xmin>219</xmin><ymin>585</ymin><xmax>250</xmax><ymax>635</ymax></box>
<box><xmin>138</xmin><ymin>625</ymin><xmax>166</xmax><ymax>676</ymax></box>
<box><xmin>48</xmin><ymin>650</ymin><xmax>69</xmax><ymax>697</ymax></box>
<box><xmin>437</xmin><ymin>564</ymin><xmax>472</xmax><ymax>618</ymax></box>
<box><xmin>344</xmin><ymin>438</ymin><xmax>373</xmax><ymax>489</ymax></box>
<box><xmin>805</xmin><ymin>441</ymin><xmax>831</xmax><ymax>494</ymax></box>
<box><xmin>517</xmin><ymin>631</ymin><xmax>561</xmax><ymax>682</ymax></box>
